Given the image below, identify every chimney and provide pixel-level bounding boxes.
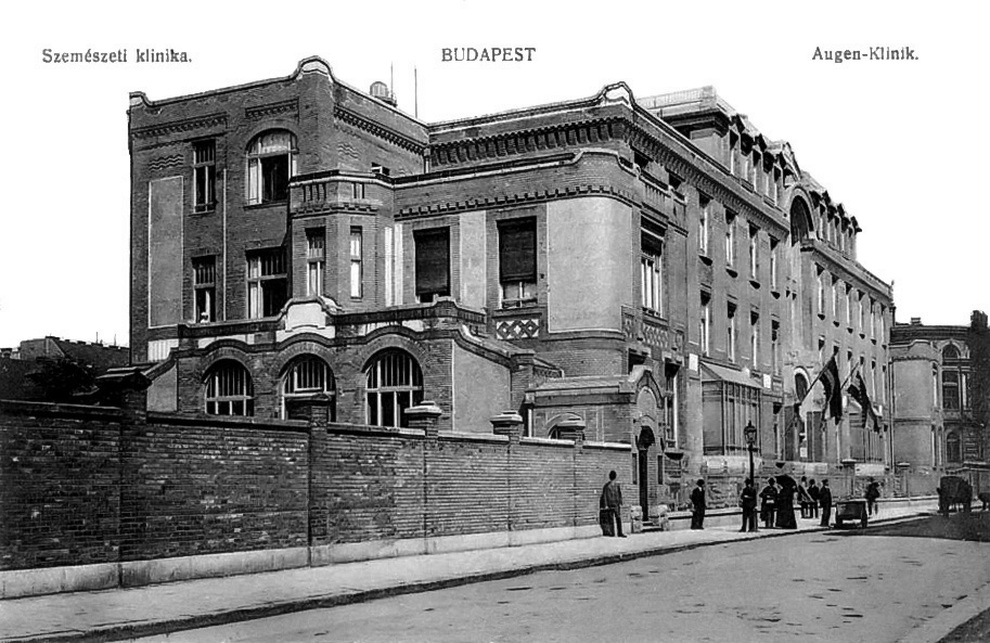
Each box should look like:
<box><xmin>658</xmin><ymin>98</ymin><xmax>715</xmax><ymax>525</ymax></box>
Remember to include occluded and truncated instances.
<box><xmin>369</xmin><ymin>81</ymin><xmax>397</xmax><ymax>107</ymax></box>
<box><xmin>910</xmin><ymin>317</ymin><xmax>922</xmax><ymax>325</ymax></box>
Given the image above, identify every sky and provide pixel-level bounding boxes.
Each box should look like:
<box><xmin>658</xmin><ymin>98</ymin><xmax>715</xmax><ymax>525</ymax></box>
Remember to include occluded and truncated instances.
<box><xmin>0</xmin><ymin>0</ymin><xmax>987</xmax><ymax>348</ymax></box>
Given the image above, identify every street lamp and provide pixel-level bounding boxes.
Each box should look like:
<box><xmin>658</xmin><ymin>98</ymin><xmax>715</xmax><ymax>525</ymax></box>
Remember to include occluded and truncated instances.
<box><xmin>744</xmin><ymin>421</ymin><xmax>758</xmax><ymax>486</ymax></box>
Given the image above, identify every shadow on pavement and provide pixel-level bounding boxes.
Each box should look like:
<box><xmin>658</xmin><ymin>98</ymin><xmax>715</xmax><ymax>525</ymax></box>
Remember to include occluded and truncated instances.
<box><xmin>831</xmin><ymin>512</ymin><xmax>990</xmax><ymax>543</ymax></box>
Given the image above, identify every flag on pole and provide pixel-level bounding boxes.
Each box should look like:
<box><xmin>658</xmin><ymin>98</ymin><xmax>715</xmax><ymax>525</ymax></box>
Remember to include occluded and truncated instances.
<box><xmin>820</xmin><ymin>355</ymin><xmax>843</xmax><ymax>420</ymax></box>
<box><xmin>848</xmin><ymin>373</ymin><xmax>880</xmax><ymax>432</ymax></box>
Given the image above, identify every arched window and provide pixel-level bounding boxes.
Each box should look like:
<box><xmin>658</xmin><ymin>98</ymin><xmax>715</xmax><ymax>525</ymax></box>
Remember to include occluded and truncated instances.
<box><xmin>246</xmin><ymin>131</ymin><xmax>298</xmax><ymax>204</ymax></box>
<box><xmin>946</xmin><ymin>432</ymin><xmax>962</xmax><ymax>463</ymax></box>
<box><xmin>281</xmin><ymin>356</ymin><xmax>335</xmax><ymax>420</ymax></box>
<box><xmin>365</xmin><ymin>350</ymin><xmax>423</xmax><ymax>427</ymax></box>
<box><xmin>942</xmin><ymin>344</ymin><xmax>960</xmax><ymax>361</ymax></box>
<box><xmin>942</xmin><ymin>370</ymin><xmax>960</xmax><ymax>410</ymax></box>
<box><xmin>204</xmin><ymin>360</ymin><xmax>254</xmax><ymax>416</ymax></box>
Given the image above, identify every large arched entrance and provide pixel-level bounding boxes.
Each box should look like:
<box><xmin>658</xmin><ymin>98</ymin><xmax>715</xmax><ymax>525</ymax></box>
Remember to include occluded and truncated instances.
<box><xmin>635</xmin><ymin>386</ymin><xmax>660</xmax><ymax>517</ymax></box>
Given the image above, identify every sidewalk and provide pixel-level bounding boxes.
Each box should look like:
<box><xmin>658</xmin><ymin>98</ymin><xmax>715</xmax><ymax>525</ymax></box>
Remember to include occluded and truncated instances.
<box><xmin>0</xmin><ymin>503</ymin><xmax>936</xmax><ymax>643</ymax></box>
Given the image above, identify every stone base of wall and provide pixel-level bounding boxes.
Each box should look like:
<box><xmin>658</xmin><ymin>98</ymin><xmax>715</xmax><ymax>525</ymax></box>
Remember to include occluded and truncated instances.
<box><xmin>0</xmin><ymin>526</ymin><xmax>606</xmax><ymax>598</ymax></box>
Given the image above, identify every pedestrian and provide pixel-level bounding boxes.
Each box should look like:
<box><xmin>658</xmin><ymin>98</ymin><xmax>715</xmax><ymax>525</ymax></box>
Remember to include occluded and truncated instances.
<box><xmin>776</xmin><ymin>476</ymin><xmax>797</xmax><ymax>529</ymax></box>
<box><xmin>601</xmin><ymin>470</ymin><xmax>626</xmax><ymax>538</ymax></box>
<box><xmin>865</xmin><ymin>479</ymin><xmax>880</xmax><ymax>516</ymax></box>
<box><xmin>808</xmin><ymin>479</ymin><xmax>820</xmax><ymax>519</ymax></box>
<box><xmin>798</xmin><ymin>476</ymin><xmax>813</xmax><ymax>519</ymax></box>
<box><xmin>740</xmin><ymin>478</ymin><xmax>758</xmax><ymax>533</ymax></box>
<box><xmin>819</xmin><ymin>479</ymin><xmax>833</xmax><ymax>527</ymax></box>
<box><xmin>690</xmin><ymin>478</ymin><xmax>707</xmax><ymax>529</ymax></box>
<box><xmin>759</xmin><ymin>477</ymin><xmax>778</xmax><ymax>529</ymax></box>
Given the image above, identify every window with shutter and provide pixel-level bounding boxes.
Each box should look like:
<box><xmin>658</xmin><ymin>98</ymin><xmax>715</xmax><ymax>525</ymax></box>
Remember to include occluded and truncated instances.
<box><xmin>414</xmin><ymin>227</ymin><xmax>450</xmax><ymax>302</ymax></box>
<box><xmin>498</xmin><ymin>218</ymin><xmax>537</xmax><ymax>307</ymax></box>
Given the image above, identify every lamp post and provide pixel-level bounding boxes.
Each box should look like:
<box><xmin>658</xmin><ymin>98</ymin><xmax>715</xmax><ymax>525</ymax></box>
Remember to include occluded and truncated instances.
<box><xmin>744</xmin><ymin>421</ymin><xmax>758</xmax><ymax>486</ymax></box>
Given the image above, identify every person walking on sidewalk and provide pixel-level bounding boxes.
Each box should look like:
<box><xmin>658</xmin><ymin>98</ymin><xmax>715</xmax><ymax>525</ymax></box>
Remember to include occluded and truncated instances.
<box><xmin>819</xmin><ymin>479</ymin><xmax>833</xmax><ymax>527</ymax></box>
<box><xmin>601</xmin><ymin>470</ymin><xmax>626</xmax><ymax>538</ymax></box>
<box><xmin>865</xmin><ymin>479</ymin><xmax>880</xmax><ymax>516</ymax></box>
<box><xmin>798</xmin><ymin>476</ymin><xmax>813</xmax><ymax>518</ymax></box>
<box><xmin>808</xmin><ymin>478</ymin><xmax>821</xmax><ymax>519</ymax></box>
<box><xmin>690</xmin><ymin>479</ymin><xmax>707</xmax><ymax>530</ymax></box>
<box><xmin>759</xmin><ymin>477</ymin><xmax>778</xmax><ymax>529</ymax></box>
<box><xmin>740</xmin><ymin>478</ymin><xmax>758</xmax><ymax>532</ymax></box>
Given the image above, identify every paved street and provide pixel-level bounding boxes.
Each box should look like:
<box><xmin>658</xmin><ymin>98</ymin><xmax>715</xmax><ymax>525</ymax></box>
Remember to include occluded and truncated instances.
<box><xmin>135</xmin><ymin>514</ymin><xmax>990</xmax><ymax>643</ymax></box>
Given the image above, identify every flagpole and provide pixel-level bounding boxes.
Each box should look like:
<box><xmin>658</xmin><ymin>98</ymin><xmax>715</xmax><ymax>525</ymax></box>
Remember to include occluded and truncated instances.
<box><xmin>795</xmin><ymin>354</ymin><xmax>838</xmax><ymax>407</ymax></box>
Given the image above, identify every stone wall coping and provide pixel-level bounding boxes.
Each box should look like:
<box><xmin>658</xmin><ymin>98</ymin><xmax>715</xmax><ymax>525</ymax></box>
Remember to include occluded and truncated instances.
<box><xmin>584</xmin><ymin>441</ymin><xmax>635</xmax><ymax>451</ymax></box>
<box><xmin>438</xmin><ymin>431</ymin><xmax>509</xmax><ymax>445</ymax></box>
<box><xmin>146</xmin><ymin>411</ymin><xmax>310</xmax><ymax>433</ymax></box>
<box><xmin>519</xmin><ymin>436</ymin><xmax>579</xmax><ymax>449</ymax></box>
<box><xmin>324</xmin><ymin>422</ymin><xmax>426</xmax><ymax>440</ymax></box>
<box><xmin>0</xmin><ymin>399</ymin><xmax>124</xmax><ymax>422</ymax></box>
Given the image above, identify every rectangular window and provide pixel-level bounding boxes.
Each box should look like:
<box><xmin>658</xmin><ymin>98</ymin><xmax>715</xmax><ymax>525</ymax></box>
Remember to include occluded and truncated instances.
<box><xmin>350</xmin><ymin>228</ymin><xmax>363</xmax><ymax>298</ymax></box>
<box><xmin>728</xmin><ymin>133</ymin><xmax>738</xmax><ymax>175</ymax></box>
<box><xmin>727</xmin><ymin>302</ymin><xmax>737</xmax><ymax>362</ymax></box>
<box><xmin>771</xmin><ymin>321</ymin><xmax>780</xmax><ymax>375</ymax></box>
<box><xmin>700</xmin><ymin>291</ymin><xmax>711</xmax><ymax>356</ymax></box>
<box><xmin>750</xmin><ymin>311</ymin><xmax>760</xmax><ymax>369</ymax></box>
<box><xmin>943</xmin><ymin>371</ymin><xmax>960</xmax><ymax>410</ymax></box>
<box><xmin>641</xmin><ymin>223</ymin><xmax>664</xmax><ymax>314</ymax></box>
<box><xmin>192</xmin><ymin>256</ymin><xmax>216</xmax><ymax>322</ymax></box>
<box><xmin>415</xmin><ymin>227</ymin><xmax>450</xmax><ymax>303</ymax></box>
<box><xmin>246</xmin><ymin>248</ymin><xmax>287</xmax><ymax>318</ymax></box>
<box><xmin>351</xmin><ymin>182</ymin><xmax>366</xmax><ymax>200</ymax></box>
<box><xmin>306</xmin><ymin>229</ymin><xmax>325</xmax><ymax>297</ymax></box>
<box><xmin>193</xmin><ymin>140</ymin><xmax>216</xmax><ymax>212</ymax></box>
<box><xmin>725</xmin><ymin>211</ymin><xmax>736</xmax><ymax>266</ymax></box>
<box><xmin>748</xmin><ymin>224</ymin><xmax>759</xmax><ymax>278</ymax></box>
<box><xmin>699</xmin><ymin>198</ymin><xmax>710</xmax><ymax>255</ymax></box>
<box><xmin>498</xmin><ymin>218</ymin><xmax>537</xmax><ymax>307</ymax></box>
<box><xmin>769</xmin><ymin>239</ymin><xmax>778</xmax><ymax>290</ymax></box>
<box><xmin>816</xmin><ymin>267</ymin><xmax>825</xmax><ymax>314</ymax></box>
<box><xmin>772</xmin><ymin>168</ymin><xmax>781</xmax><ymax>205</ymax></box>
<box><xmin>832</xmin><ymin>278</ymin><xmax>840</xmax><ymax>319</ymax></box>
<box><xmin>846</xmin><ymin>286</ymin><xmax>853</xmax><ymax>325</ymax></box>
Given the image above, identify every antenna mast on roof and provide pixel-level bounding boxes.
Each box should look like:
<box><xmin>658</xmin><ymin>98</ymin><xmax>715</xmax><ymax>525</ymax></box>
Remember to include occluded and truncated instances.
<box><xmin>414</xmin><ymin>66</ymin><xmax>418</xmax><ymax>119</ymax></box>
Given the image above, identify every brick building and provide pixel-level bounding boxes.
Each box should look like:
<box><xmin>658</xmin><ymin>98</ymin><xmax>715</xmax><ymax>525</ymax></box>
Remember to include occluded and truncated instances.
<box><xmin>129</xmin><ymin>58</ymin><xmax>893</xmax><ymax>517</ymax></box>
<box><xmin>889</xmin><ymin>312</ymin><xmax>990</xmax><ymax>472</ymax></box>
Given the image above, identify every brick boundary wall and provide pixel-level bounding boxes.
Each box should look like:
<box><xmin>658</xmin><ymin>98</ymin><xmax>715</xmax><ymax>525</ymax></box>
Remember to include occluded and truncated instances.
<box><xmin>0</xmin><ymin>396</ymin><xmax>630</xmax><ymax>597</ymax></box>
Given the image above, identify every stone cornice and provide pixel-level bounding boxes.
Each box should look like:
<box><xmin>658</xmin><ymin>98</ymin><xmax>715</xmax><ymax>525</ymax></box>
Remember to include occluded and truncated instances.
<box><xmin>397</xmin><ymin>183</ymin><xmax>635</xmax><ymax>219</ymax></box>
<box><xmin>333</xmin><ymin>106</ymin><xmax>428</xmax><ymax>154</ymax></box>
<box><xmin>626</xmin><ymin>116</ymin><xmax>790</xmax><ymax>238</ymax></box>
<box><xmin>246</xmin><ymin>99</ymin><xmax>298</xmax><ymax>120</ymax></box>
<box><xmin>428</xmin><ymin>116</ymin><xmax>624</xmax><ymax>167</ymax></box>
<box><xmin>131</xmin><ymin>113</ymin><xmax>228</xmax><ymax>140</ymax></box>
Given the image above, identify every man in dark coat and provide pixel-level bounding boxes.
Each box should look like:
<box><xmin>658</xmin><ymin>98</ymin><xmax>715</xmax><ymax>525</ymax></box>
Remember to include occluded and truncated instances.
<box><xmin>808</xmin><ymin>479</ymin><xmax>821</xmax><ymax>519</ymax></box>
<box><xmin>690</xmin><ymin>479</ymin><xmax>707</xmax><ymax>529</ymax></box>
<box><xmin>775</xmin><ymin>475</ymin><xmax>797</xmax><ymax>529</ymax></box>
<box><xmin>740</xmin><ymin>478</ymin><xmax>758</xmax><ymax>532</ymax></box>
<box><xmin>865</xmin><ymin>480</ymin><xmax>880</xmax><ymax>516</ymax></box>
<box><xmin>819</xmin><ymin>479</ymin><xmax>833</xmax><ymax>527</ymax></box>
<box><xmin>601</xmin><ymin>470</ymin><xmax>626</xmax><ymax>537</ymax></box>
<box><xmin>759</xmin><ymin>477</ymin><xmax>778</xmax><ymax>529</ymax></box>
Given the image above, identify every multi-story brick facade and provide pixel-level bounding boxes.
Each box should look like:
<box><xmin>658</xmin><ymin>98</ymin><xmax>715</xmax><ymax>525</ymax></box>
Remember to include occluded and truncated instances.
<box><xmin>890</xmin><ymin>312</ymin><xmax>990</xmax><ymax>471</ymax></box>
<box><xmin>129</xmin><ymin>58</ymin><xmax>894</xmax><ymax>518</ymax></box>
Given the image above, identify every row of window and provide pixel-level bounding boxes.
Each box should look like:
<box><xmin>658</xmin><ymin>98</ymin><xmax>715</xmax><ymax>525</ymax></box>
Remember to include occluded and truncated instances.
<box><xmin>191</xmin><ymin>131</ymin><xmax>394</xmax><ymax>212</ymax></box>
<box><xmin>727</xmin><ymin>133</ymin><xmax>784</xmax><ymax>207</ymax></box>
<box><xmin>698</xmin><ymin>292</ymin><xmax>781</xmax><ymax>374</ymax></box>
<box><xmin>814</xmin><ymin>267</ymin><xmax>886</xmax><ymax>340</ymax></box>
<box><xmin>204</xmin><ymin>350</ymin><xmax>424</xmax><ymax>427</ymax></box>
<box><xmin>698</xmin><ymin>199</ymin><xmax>780</xmax><ymax>290</ymax></box>
<box><xmin>815</xmin><ymin>339</ymin><xmax>888</xmax><ymax>405</ymax></box>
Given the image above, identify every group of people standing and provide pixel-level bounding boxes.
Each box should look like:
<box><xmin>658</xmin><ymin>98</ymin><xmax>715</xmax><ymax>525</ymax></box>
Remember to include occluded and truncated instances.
<box><xmin>745</xmin><ymin>476</ymin><xmax>834</xmax><ymax>531</ymax></box>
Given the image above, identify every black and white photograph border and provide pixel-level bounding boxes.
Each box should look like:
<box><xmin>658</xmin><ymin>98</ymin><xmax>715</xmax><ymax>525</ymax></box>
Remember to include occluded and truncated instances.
<box><xmin>1</xmin><ymin>1</ymin><xmax>989</xmax><ymax>642</ymax></box>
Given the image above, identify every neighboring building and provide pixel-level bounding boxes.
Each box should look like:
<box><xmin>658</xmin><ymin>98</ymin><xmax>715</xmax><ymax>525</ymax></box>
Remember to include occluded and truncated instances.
<box><xmin>890</xmin><ymin>312</ymin><xmax>990</xmax><ymax>472</ymax></box>
<box><xmin>0</xmin><ymin>336</ymin><xmax>129</xmax><ymax>401</ymax></box>
<box><xmin>128</xmin><ymin>58</ymin><xmax>893</xmax><ymax>513</ymax></box>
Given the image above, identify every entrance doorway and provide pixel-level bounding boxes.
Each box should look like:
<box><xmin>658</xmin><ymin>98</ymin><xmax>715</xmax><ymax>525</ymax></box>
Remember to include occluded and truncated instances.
<box><xmin>637</xmin><ymin>426</ymin><xmax>656</xmax><ymax>521</ymax></box>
